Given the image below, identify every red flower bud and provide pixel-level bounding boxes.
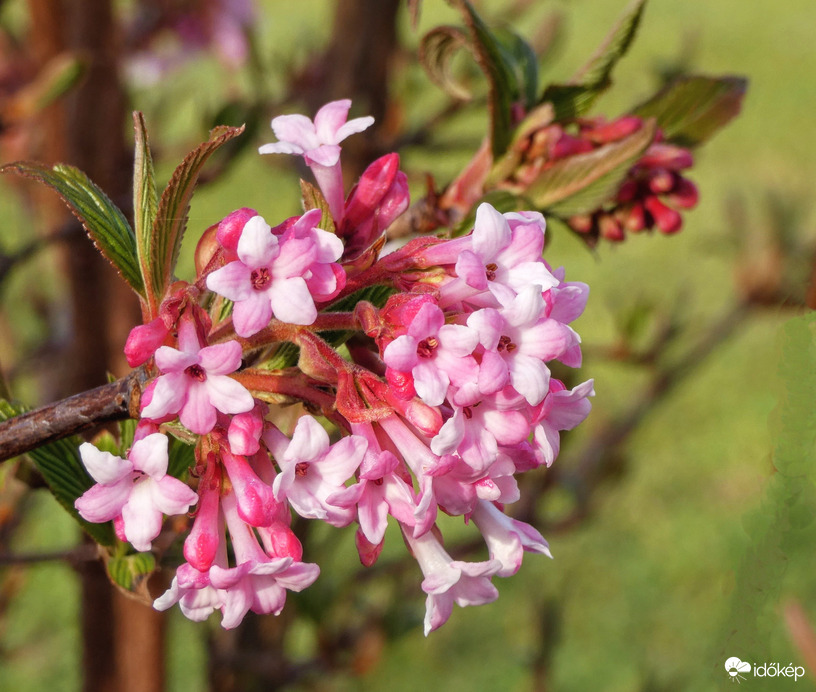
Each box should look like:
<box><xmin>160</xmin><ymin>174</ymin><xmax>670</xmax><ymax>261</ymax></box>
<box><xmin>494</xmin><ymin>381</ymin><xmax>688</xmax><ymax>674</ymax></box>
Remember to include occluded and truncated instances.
<box><xmin>550</xmin><ymin>133</ymin><xmax>594</xmax><ymax>160</ymax></box>
<box><xmin>639</xmin><ymin>143</ymin><xmax>693</xmax><ymax>171</ymax></box>
<box><xmin>666</xmin><ymin>177</ymin><xmax>699</xmax><ymax>209</ymax></box>
<box><xmin>644</xmin><ymin>196</ymin><xmax>683</xmax><ymax>233</ymax></box>
<box><xmin>583</xmin><ymin>116</ymin><xmax>643</xmax><ymax>144</ymax></box>
<box><xmin>647</xmin><ymin>168</ymin><xmax>676</xmax><ymax>194</ymax></box>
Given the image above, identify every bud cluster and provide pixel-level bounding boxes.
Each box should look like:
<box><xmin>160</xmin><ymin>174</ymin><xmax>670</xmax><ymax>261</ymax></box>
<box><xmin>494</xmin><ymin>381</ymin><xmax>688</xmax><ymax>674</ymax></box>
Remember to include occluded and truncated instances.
<box><xmin>74</xmin><ymin>100</ymin><xmax>593</xmax><ymax>635</ymax></box>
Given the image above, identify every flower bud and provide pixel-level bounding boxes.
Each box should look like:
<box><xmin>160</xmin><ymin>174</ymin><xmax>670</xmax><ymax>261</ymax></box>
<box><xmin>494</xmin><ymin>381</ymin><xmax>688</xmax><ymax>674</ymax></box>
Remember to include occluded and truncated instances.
<box><xmin>583</xmin><ymin>116</ymin><xmax>643</xmax><ymax>144</ymax></box>
<box><xmin>341</xmin><ymin>153</ymin><xmax>409</xmax><ymax>256</ymax></box>
<box><xmin>355</xmin><ymin>528</ymin><xmax>384</xmax><ymax>567</ymax></box>
<box><xmin>644</xmin><ymin>196</ymin><xmax>683</xmax><ymax>234</ymax></box>
<box><xmin>639</xmin><ymin>143</ymin><xmax>693</xmax><ymax>171</ymax></box>
<box><xmin>124</xmin><ymin>317</ymin><xmax>170</xmax><ymax>367</ymax></box>
<box><xmin>194</xmin><ymin>223</ymin><xmax>220</xmax><ymax>277</ymax></box>
<box><xmin>216</xmin><ymin>207</ymin><xmax>258</xmax><ymax>259</ymax></box>
<box><xmin>666</xmin><ymin>177</ymin><xmax>699</xmax><ymax>209</ymax></box>
<box><xmin>598</xmin><ymin>213</ymin><xmax>625</xmax><ymax>241</ymax></box>
<box><xmin>647</xmin><ymin>168</ymin><xmax>676</xmax><ymax>194</ymax></box>
<box><xmin>183</xmin><ymin>460</ymin><xmax>223</xmax><ymax>571</ymax></box>
<box><xmin>220</xmin><ymin>448</ymin><xmax>276</xmax><ymax>527</ymax></box>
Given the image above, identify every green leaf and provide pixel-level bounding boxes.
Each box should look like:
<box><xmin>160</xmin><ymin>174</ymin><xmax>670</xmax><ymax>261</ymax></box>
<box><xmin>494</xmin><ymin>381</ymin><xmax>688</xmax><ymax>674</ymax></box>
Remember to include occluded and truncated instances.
<box><xmin>132</xmin><ymin>112</ymin><xmax>160</xmax><ymax>310</ymax></box>
<box><xmin>540</xmin><ymin>0</ymin><xmax>647</xmax><ymax>119</ymax></box>
<box><xmin>107</xmin><ymin>551</ymin><xmax>156</xmax><ymax>591</ymax></box>
<box><xmin>0</xmin><ymin>399</ymin><xmax>115</xmax><ymax>546</ymax></box>
<box><xmin>1</xmin><ymin>161</ymin><xmax>143</xmax><ymax>296</ymax></box>
<box><xmin>571</xmin><ymin>0</ymin><xmax>647</xmax><ymax>88</ymax></box>
<box><xmin>151</xmin><ymin>124</ymin><xmax>245</xmax><ymax>300</ymax></box>
<box><xmin>632</xmin><ymin>75</ymin><xmax>747</xmax><ymax>148</ymax></box>
<box><xmin>167</xmin><ymin>435</ymin><xmax>196</xmax><ymax>480</ymax></box>
<box><xmin>419</xmin><ymin>26</ymin><xmax>474</xmax><ymax>101</ymax></box>
<box><xmin>493</xmin><ymin>27</ymin><xmax>539</xmax><ymax>110</ymax></box>
<box><xmin>455</xmin><ymin>1</ymin><xmax>523</xmax><ymax>157</ymax></box>
<box><xmin>300</xmin><ymin>180</ymin><xmax>337</xmax><ymax>233</ymax></box>
<box><xmin>526</xmin><ymin>118</ymin><xmax>656</xmax><ymax>215</ymax></box>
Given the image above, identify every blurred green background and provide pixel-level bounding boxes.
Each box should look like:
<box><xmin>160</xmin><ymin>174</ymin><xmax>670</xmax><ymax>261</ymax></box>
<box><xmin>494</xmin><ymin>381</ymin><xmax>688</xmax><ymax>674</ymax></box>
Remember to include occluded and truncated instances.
<box><xmin>0</xmin><ymin>1</ymin><xmax>814</xmax><ymax>690</ymax></box>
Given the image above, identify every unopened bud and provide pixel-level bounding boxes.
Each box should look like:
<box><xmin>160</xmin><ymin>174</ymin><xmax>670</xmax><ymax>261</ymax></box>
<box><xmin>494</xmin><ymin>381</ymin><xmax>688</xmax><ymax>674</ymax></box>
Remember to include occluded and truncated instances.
<box><xmin>583</xmin><ymin>116</ymin><xmax>643</xmax><ymax>144</ymax></box>
<box><xmin>666</xmin><ymin>177</ymin><xmax>699</xmax><ymax>209</ymax></box>
<box><xmin>355</xmin><ymin>528</ymin><xmax>384</xmax><ymax>567</ymax></box>
<box><xmin>216</xmin><ymin>207</ymin><xmax>258</xmax><ymax>259</ymax></box>
<box><xmin>639</xmin><ymin>143</ymin><xmax>693</xmax><ymax>171</ymax></box>
<box><xmin>124</xmin><ymin>317</ymin><xmax>169</xmax><ymax>367</ymax></box>
<box><xmin>622</xmin><ymin>202</ymin><xmax>647</xmax><ymax>232</ymax></box>
<box><xmin>598</xmin><ymin>213</ymin><xmax>625</xmax><ymax>241</ymax></box>
<box><xmin>568</xmin><ymin>214</ymin><xmax>595</xmax><ymax>234</ymax></box>
<box><xmin>194</xmin><ymin>223</ymin><xmax>220</xmax><ymax>276</ymax></box>
<box><xmin>644</xmin><ymin>196</ymin><xmax>683</xmax><ymax>234</ymax></box>
<box><xmin>648</xmin><ymin>168</ymin><xmax>676</xmax><ymax>194</ymax></box>
<box><xmin>550</xmin><ymin>133</ymin><xmax>594</xmax><ymax>160</ymax></box>
<box><xmin>220</xmin><ymin>448</ymin><xmax>276</xmax><ymax>527</ymax></box>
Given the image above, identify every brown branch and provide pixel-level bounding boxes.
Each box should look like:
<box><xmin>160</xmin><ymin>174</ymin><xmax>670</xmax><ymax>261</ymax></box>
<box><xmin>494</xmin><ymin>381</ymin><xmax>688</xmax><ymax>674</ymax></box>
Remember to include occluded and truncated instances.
<box><xmin>0</xmin><ymin>368</ymin><xmax>145</xmax><ymax>462</ymax></box>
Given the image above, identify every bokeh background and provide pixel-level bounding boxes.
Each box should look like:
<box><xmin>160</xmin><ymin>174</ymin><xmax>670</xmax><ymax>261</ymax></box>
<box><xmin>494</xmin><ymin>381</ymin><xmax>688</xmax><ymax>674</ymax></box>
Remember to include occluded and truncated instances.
<box><xmin>0</xmin><ymin>1</ymin><xmax>813</xmax><ymax>690</ymax></box>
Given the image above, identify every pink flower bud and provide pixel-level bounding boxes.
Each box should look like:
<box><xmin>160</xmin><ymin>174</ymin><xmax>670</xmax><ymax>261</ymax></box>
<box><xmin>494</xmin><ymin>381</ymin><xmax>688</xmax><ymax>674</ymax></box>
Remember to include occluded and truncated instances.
<box><xmin>228</xmin><ymin>403</ymin><xmax>265</xmax><ymax>456</ymax></box>
<box><xmin>341</xmin><ymin>153</ymin><xmax>409</xmax><ymax>255</ymax></box>
<box><xmin>216</xmin><ymin>207</ymin><xmax>258</xmax><ymax>259</ymax></box>
<box><xmin>257</xmin><ymin>521</ymin><xmax>303</xmax><ymax>561</ymax></box>
<box><xmin>124</xmin><ymin>317</ymin><xmax>170</xmax><ymax>367</ymax></box>
<box><xmin>183</xmin><ymin>460</ymin><xmax>223</xmax><ymax>571</ymax></box>
<box><xmin>583</xmin><ymin>116</ymin><xmax>643</xmax><ymax>144</ymax></box>
<box><xmin>220</xmin><ymin>448</ymin><xmax>276</xmax><ymax>527</ymax></box>
<box><xmin>644</xmin><ymin>196</ymin><xmax>683</xmax><ymax>234</ymax></box>
<box><xmin>549</xmin><ymin>133</ymin><xmax>594</xmax><ymax>160</ymax></box>
<box><xmin>639</xmin><ymin>143</ymin><xmax>693</xmax><ymax>171</ymax></box>
<box><xmin>355</xmin><ymin>528</ymin><xmax>384</xmax><ymax>567</ymax></box>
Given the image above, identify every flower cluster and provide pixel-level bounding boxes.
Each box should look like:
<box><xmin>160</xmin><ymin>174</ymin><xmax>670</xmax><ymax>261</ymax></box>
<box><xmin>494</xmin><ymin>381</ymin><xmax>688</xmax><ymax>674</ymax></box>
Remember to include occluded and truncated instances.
<box><xmin>557</xmin><ymin>118</ymin><xmax>699</xmax><ymax>241</ymax></box>
<box><xmin>75</xmin><ymin>99</ymin><xmax>593</xmax><ymax>635</ymax></box>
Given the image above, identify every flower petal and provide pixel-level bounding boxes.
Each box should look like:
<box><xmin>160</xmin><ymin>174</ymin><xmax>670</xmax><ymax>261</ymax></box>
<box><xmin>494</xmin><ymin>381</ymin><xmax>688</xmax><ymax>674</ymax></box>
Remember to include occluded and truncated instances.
<box><xmin>79</xmin><ymin>443</ymin><xmax>132</xmax><ymax>484</ymax></box>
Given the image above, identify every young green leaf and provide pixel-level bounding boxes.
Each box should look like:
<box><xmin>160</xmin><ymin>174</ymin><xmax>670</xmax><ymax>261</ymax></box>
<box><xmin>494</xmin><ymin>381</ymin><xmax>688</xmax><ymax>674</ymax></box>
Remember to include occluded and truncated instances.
<box><xmin>540</xmin><ymin>0</ymin><xmax>647</xmax><ymax>119</ymax></box>
<box><xmin>525</xmin><ymin>118</ymin><xmax>656</xmax><ymax>215</ymax></box>
<box><xmin>132</xmin><ymin>111</ymin><xmax>160</xmax><ymax>312</ymax></box>
<box><xmin>632</xmin><ymin>75</ymin><xmax>748</xmax><ymax>148</ymax></box>
<box><xmin>300</xmin><ymin>180</ymin><xmax>337</xmax><ymax>233</ymax></box>
<box><xmin>0</xmin><ymin>399</ymin><xmax>115</xmax><ymax>546</ymax></box>
<box><xmin>151</xmin><ymin>124</ymin><xmax>245</xmax><ymax>301</ymax></box>
<box><xmin>454</xmin><ymin>1</ymin><xmax>525</xmax><ymax>157</ymax></box>
<box><xmin>1</xmin><ymin>161</ymin><xmax>143</xmax><ymax>296</ymax></box>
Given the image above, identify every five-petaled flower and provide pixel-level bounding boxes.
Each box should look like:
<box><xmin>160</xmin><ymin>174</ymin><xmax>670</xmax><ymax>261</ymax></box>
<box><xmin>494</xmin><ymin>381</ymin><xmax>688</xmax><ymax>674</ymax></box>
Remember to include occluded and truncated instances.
<box><xmin>75</xmin><ymin>433</ymin><xmax>198</xmax><ymax>552</ymax></box>
<box><xmin>140</xmin><ymin>317</ymin><xmax>254</xmax><ymax>434</ymax></box>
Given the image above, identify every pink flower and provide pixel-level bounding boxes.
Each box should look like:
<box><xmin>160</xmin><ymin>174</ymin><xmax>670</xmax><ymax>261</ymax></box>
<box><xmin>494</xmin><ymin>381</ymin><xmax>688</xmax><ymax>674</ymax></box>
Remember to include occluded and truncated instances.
<box><xmin>140</xmin><ymin>318</ymin><xmax>254</xmax><ymax>434</ymax></box>
<box><xmin>402</xmin><ymin>527</ymin><xmax>501</xmax><ymax>636</ymax></box>
<box><xmin>383</xmin><ymin>300</ymin><xmax>479</xmax><ymax>406</ymax></box>
<box><xmin>259</xmin><ymin>100</ymin><xmax>374</xmax><ymax>221</ymax></box>
<box><xmin>470</xmin><ymin>500</ymin><xmax>551</xmax><ymax>577</ymax></box>
<box><xmin>467</xmin><ymin>286</ymin><xmax>580</xmax><ymax>405</ymax></box>
<box><xmin>272</xmin><ymin>416</ymin><xmax>366</xmax><ymax>527</ymax></box>
<box><xmin>75</xmin><ymin>433</ymin><xmax>198</xmax><ymax>552</ymax></box>
<box><xmin>327</xmin><ymin>423</ymin><xmax>417</xmax><ymax>545</ymax></box>
<box><xmin>259</xmin><ymin>99</ymin><xmax>374</xmax><ymax>167</ymax></box>
<box><xmin>530</xmin><ymin>378</ymin><xmax>595</xmax><ymax>467</ymax></box>
<box><xmin>206</xmin><ymin>210</ymin><xmax>344</xmax><ymax>334</ymax></box>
